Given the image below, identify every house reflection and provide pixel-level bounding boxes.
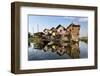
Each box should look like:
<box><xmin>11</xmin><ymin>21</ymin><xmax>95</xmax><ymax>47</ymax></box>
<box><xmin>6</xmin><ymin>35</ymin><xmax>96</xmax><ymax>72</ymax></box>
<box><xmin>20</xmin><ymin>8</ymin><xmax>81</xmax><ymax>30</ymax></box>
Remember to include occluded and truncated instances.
<box><xmin>36</xmin><ymin>42</ymin><xmax>80</xmax><ymax>59</ymax></box>
<box><xmin>68</xmin><ymin>42</ymin><xmax>80</xmax><ymax>58</ymax></box>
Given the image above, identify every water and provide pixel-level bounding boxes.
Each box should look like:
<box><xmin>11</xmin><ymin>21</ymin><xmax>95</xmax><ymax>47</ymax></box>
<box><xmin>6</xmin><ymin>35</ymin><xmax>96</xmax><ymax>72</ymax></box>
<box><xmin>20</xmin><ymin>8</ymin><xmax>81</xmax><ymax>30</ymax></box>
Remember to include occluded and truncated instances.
<box><xmin>28</xmin><ymin>41</ymin><xmax>88</xmax><ymax>61</ymax></box>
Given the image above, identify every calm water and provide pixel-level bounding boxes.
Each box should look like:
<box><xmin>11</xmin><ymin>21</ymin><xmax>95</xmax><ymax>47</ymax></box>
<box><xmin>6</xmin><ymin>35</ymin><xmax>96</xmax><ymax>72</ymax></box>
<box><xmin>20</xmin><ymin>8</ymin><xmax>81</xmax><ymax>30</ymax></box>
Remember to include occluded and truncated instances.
<box><xmin>28</xmin><ymin>41</ymin><xmax>88</xmax><ymax>61</ymax></box>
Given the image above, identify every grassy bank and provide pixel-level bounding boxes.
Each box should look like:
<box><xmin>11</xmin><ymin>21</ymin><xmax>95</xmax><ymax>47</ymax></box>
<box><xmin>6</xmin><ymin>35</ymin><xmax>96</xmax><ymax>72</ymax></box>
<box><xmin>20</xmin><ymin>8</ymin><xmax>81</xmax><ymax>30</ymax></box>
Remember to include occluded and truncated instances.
<box><xmin>79</xmin><ymin>37</ymin><xmax>88</xmax><ymax>43</ymax></box>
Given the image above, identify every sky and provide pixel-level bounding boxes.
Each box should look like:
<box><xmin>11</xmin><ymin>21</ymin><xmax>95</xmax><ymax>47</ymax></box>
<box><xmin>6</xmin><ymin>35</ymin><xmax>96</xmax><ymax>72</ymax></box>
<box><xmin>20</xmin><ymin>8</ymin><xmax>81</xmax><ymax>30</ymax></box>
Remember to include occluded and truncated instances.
<box><xmin>28</xmin><ymin>15</ymin><xmax>88</xmax><ymax>37</ymax></box>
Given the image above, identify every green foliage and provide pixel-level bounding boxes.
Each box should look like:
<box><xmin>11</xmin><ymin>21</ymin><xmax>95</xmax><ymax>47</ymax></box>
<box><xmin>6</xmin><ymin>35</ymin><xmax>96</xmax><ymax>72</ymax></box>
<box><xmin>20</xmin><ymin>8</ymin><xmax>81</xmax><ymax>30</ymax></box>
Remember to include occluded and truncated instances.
<box><xmin>79</xmin><ymin>37</ymin><xmax>88</xmax><ymax>43</ymax></box>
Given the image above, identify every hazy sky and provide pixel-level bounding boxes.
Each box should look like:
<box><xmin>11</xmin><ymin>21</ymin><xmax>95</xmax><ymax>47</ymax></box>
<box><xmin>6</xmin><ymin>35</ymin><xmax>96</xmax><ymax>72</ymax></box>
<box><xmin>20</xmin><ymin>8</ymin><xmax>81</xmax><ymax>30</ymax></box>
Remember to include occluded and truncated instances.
<box><xmin>28</xmin><ymin>15</ymin><xmax>88</xmax><ymax>37</ymax></box>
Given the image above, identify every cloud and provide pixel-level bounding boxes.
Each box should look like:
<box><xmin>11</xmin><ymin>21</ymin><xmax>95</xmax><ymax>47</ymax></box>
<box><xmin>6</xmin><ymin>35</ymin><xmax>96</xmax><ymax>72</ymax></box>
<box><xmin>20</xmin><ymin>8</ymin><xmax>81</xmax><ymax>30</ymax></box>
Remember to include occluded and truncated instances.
<box><xmin>78</xmin><ymin>17</ymin><xmax>88</xmax><ymax>22</ymax></box>
<box><xmin>63</xmin><ymin>16</ymin><xmax>88</xmax><ymax>23</ymax></box>
<box><xmin>63</xmin><ymin>16</ymin><xmax>76</xmax><ymax>20</ymax></box>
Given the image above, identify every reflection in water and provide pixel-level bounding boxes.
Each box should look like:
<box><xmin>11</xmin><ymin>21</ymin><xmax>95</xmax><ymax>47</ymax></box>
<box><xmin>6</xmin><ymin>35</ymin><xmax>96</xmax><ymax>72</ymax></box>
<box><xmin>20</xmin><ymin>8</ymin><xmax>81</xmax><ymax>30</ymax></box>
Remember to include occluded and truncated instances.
<box><xmin>43</xmin><ymin>42</ymin><xmax>80</xmax><ymax>59</ymax></box>
<box><xmin>28</xmin><ymin>41</ymin><xmax>82</xmax><ymax>60</ymax></box>
<box><xmin>70</xmin><ymin>43</ymin><xmax>80</xmax><ymax>58</ymax></box>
